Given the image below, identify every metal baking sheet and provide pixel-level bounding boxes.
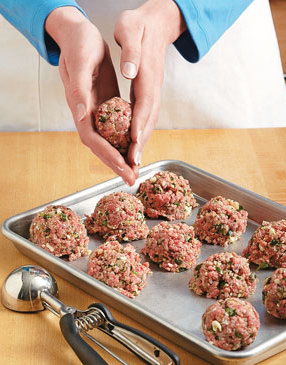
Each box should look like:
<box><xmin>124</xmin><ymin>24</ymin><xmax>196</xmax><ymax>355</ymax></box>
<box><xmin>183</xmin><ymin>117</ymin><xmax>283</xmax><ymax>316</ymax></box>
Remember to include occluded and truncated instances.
<box><xmin>2</xmin><ymin>160</ymin><xmax>286</xmax><ymax>364</ymax></box>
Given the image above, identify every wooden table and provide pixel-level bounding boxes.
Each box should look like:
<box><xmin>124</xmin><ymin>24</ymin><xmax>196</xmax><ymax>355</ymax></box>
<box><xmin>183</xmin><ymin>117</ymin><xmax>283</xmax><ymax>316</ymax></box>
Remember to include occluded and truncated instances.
<box><xmin>0</xmin><ymin>129</ymin><xmax>285</xmax><ymax>365</ymax></box>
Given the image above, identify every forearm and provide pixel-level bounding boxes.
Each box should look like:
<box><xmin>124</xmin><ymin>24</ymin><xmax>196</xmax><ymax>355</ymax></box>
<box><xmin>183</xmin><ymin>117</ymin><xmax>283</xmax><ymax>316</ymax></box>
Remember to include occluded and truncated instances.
<box><xmin>173</xmin><ymin>0</ymin><xmax>254</xmax><ymax>62</ymax></box>
<box><xmin>0</xmin><ymin>0</ymin><xmax>86</xmax><ymax>65</ymax></box>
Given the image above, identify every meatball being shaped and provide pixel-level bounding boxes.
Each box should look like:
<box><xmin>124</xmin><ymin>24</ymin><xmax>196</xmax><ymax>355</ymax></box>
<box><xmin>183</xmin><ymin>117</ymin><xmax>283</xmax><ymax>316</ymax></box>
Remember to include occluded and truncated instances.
<box><xmin>190</xmin><ymin>252</ymin><xmax>257</xmax><ymax>299</ymax></box>
<box><xmin>194</xmin><ymin>196</ymin><xmax>248</xmax><ymax>247</ymax></box>
<box><xmin>85</xmin><ymin>191</ymin><xmax>149</xmax><ymax>242</ymax></box>
<box><xmin>95</xmin><ymin>97</ymin><xmax>131</xmax><ymax>154</ymax></box>
<box><xmin>262</xmin><ymin>268</ymin><xmax>286</xmax><ymax>319</ymax></box>
<box><xmin>88</xmin><ymin>240</ymin><xmax>152</xmax><ymax>299</ymax></box>
<box><xmin>137</xmin><ymin>171</ymin><xmax>198</xmax><ymax>221</ymax></box>
<box><xmin>142</xmin><ymin>222</ymin><xmax>201</xmax><ymax>272</ymax></box>
<box><xmin>202</xmin><ymin>298</ymin><xmax>260</xmax><ymax>351</ymax></box>
<box><xmin>243</xmin><ymin>220</ymin><xmax>286</xmax><ymax>269</ymax></box>
<box><xmin>29</xmin><ymin>205</ymin><xmax>89</xmax><ymax>261</ymax></box>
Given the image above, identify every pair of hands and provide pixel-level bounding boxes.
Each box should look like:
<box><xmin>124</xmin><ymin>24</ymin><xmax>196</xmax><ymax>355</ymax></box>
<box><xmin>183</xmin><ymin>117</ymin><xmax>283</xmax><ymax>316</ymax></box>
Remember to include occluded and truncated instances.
<box><xmin>46</xmin><ymin>0</ymin><xmax>186</xmax><ymax>186</ymax></box>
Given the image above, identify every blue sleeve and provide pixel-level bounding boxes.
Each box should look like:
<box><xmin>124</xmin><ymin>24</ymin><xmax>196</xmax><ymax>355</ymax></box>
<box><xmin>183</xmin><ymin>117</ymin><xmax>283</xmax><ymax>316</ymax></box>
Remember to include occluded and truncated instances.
<box><xmin>173</xmin><ymin>0</ymin><xmax>254</xmax><ymax>62</ymax></box>
<box><xmin>0</xmin><ymin>0</ymin><xmax>86</xmax><ymax>66</ymax></box>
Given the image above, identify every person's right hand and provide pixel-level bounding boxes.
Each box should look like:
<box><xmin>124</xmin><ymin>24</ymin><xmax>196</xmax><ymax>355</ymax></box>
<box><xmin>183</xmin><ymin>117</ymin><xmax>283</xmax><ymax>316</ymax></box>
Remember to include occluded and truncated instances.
<box><xmin>114</xmin><ymin>0</ymin><xmax>186</xmax><ymax>169</ymax></box>
<box><xmin>46</xmin><ymin>7</ymin><xmax>137</xmax><ymax>185</ymax></box>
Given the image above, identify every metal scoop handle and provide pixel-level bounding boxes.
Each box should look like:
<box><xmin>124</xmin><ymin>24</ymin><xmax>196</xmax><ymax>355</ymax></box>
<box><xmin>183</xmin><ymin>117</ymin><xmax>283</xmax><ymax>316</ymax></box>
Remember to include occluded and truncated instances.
<box><xmin>89</xmin><ymin>303</ymin><xmax>180</xmax><ymax>365</ymax></box>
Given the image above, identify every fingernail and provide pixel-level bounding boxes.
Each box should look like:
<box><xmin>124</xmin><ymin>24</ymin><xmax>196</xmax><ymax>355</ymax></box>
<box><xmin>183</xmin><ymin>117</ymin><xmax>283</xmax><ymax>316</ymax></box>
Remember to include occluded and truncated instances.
<box><xmin>134</xmin><ymin>151</ymin><xmax>142</xmax><ymax>166</ymax></box>
<box><xmin>122</xmin><ymin>62</ymin><xmax>137</xmax><ymax>79</ymax></box>
<box><xmin>76</xmin><ymin>104</ymin><xmax>86</xmax><ymax>122</ymax></box>
<box><xmin>111</xmin><ymin>162</ymin><xmax>124</xmax><ymax>172</ymax></box>
<box><xmin>136</xmin><ymin>130</ymin><xmax>142</xmax><ymax>145</ymax></box>
<box><xmin>76</xmin><ymin>103</ymin><xmax>86</xmax><ymax>122</ymax></box>
<box><xmin>122</xmin><ymin>177</ymin><xmax>131</xmax><ymax>186</ymax></box>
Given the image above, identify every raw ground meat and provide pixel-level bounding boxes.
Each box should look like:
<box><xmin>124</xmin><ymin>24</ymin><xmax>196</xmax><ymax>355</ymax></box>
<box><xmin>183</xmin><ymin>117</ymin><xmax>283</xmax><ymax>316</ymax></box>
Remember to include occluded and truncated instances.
<box><xmin>137</xmin><ymin>171</ymin><xmax>197</xmax><ymax>221</ymax></box>
<box><xmin>194</xmin><ymin>196</ymin><xmax>248</xmax><ymax>247</ymax></box>
<box><xmin>88</xmin><ymin>240</ymin><xmax>151</xmax><ymax>298</ymax></box>
<box><xmin>202</xmin><ymin>298</ymin><xmax>260</xmax><ymax>351</ymax></box>
<box><xmin>262</xmin><ymin>268</ymin><xmax>286</xmax><ymax>319</ymax></box>
<box><xmin>95</xmin><ymin>97</ymin><xmax>131</xmax><ymax>154</ymax></box>
<box><xmin>85</xmin><ymin>191</ymin><xmax>149</xmax><ymax>242</ymax></box>
<box><xmin>142</xmin><ymin>221</ymin><xmax>201</xmax><ymax>272</ymax></box>
<box><xmin>29</xmin><ymin>205</ymin><xmax>89</xmax><ymax>261</ymax></box>
<box><xmin>243</xmin><ymin>220</ymin><xmax>286</xmax><ymax>269</ymax></box>
<box><xmin>189</xmin><ymin>252</ymin><xmax>257</xmax><ymax>299</ymax></box>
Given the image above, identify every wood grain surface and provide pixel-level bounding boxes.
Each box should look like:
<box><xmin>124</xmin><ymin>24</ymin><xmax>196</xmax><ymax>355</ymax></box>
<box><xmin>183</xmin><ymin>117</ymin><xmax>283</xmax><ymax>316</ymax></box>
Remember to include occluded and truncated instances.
<box><xmin>0</xmin><ymin>129</ymin><xmax>285</xmax><ymax>365</ymax></box>
<box><xmin>271</xmin><ymin>0</ymin><xmax>286</xmax><ymax>72</ymax></box>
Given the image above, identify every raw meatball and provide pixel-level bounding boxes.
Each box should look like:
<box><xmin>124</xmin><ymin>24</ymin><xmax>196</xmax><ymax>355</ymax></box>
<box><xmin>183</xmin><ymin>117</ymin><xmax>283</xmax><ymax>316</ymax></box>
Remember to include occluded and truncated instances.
<box><xmin>142</xmin><ymin>222</ymin><xmax>201</xmax><ymax>272</ymax></box>
<box><xmin>189</xmin><ymin>252</ymin><xmax>257</xmax><ymax>299</ymax></box>
<box><xmin>243</xmin><ymin>220</ymin><xmax>286</xmax><ymax>269</ymax></box>
<box><xmin>137</xmin><ymin>171</ymin><xmax>197</xmax><ymax>221</ymax></box>
<box><xmin>262</xmin><ymin>268</ymin><xmax>286</xmax><ymax>319</ymax></box>
<box><xmin>29</xmin><ymin>205</ymin><xmax>89</xmax><ymax>261</ymax></box>
<box><xmin>88</xmin><ymin>240</ymin><xmax>152</xmax><ymax>299</ymax></box>
<box><xmin>85</xmin><ymin>191</ymin><xmax>149</xmax><ymax>242</ymax></box>
<box><xmin>95</xmin><ymin>97</ymin><xmax>131</xmax><ymax>154</ymax></box>
<box><xmin>202</xmin><ymin>298</ymin><xmax>260</xmax><ymax>351</ymax></box>
<box><xmin>194</xmin><ymin>196</ymin><xmax>248</xmax><ymax>247</ymax></box>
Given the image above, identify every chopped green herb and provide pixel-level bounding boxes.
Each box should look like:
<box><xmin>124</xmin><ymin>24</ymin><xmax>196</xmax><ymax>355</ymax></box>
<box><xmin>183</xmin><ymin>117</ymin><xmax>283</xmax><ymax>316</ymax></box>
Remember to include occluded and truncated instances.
<box><xmin>270</xmin><ymin>239</ymin><xmax>279</xmax><ymax>246</ymax></box>
<box><xmin>45</xmin><ymin>228</ymin><xmax>50</xmax><ymax>234</ymax></box>
<box><xmin>250</xmin><ymin>272</ymin><xmax>257</xmax><ymax>282</ymax></box>
<box><xmin>61</xmin><ymin>213</ymin><xmax>67</xmax><ymax>222</ymax></box>
<box><xmin>102</xmin><ymin>219</ymin><xmax>108</xmax><ymax>227</ymax></box>
<box><xmin>179</xmin><ymin>267</ymin><xmax>187</xmax><ymax>272</ymax></box>
<box><xmin>215</xmin><ymin>265</ymin><xmax>222</xmax><ymax>274</ymax></box>
<box><xmin>43</xmin><ymin>214</ymin><xmax>49</xmax><ymax>220</ymax></box>
<box><xmin>257</xmin><ymin>262</ymin><xmax>269</xmax><ymax>271</ymax></box>
<box><xmin>262</xmin><ymin>291</ymin><xmax>266</xmax><ymax>301</ymax></box>
<box><xmin>197</xmin><ymin>208</ymin><xmax>202</xmax><ymax>215</ymax></box>
<box><xmin>265</xmin><ymin>277</ymin><xmax>271</xmax><ymax>285</ymax></box>
<box><xmin>114</xmin><ymin>107</ymin><xmax>121</xmax><ymax>112</ymax></box>
<box><xmin>175</xmin><ymin>258</ymin><xmax>183</xmax><ymax>265</ymax></box>
<box><xmin>235</xmin><ymin>332</ymin><xmax>242</xmax><ymax>338</ymax></box>
<box><xmin>225</xmin><ymin>307</ymin><xmax>237</xmax><ymax>317</ymax></box>
<box><xmin>195</xmin><ymin>263</ymin><xmax>202</xmax><ymax>271</ymax></box>
<box><xmin>215</xmin><ymin>224</ymin><xmax>227</xmax><ymax>236</ymax></box>
<box><xmin>132</xmin><ymin>270</ymin><xmax>138</xmax><ymax>275</ymax></box>
<box><xmin>99</xmin><ymin>115</ymin><xmax>107</xmax><ymax>123</ymax></box>
<box><xmin>218</xmin><ymin>280</ymin><xmax>226</xmax><ymax>289</ymax></box>
<box><xmin>237</xmin><ymin>205</ymin><xmax>244</xmax><ymax>212</ymax></box>
<box><xmin>183</xmin><ymin>189</ymin><xmax>187</xmax><ymax>196</ymax></box>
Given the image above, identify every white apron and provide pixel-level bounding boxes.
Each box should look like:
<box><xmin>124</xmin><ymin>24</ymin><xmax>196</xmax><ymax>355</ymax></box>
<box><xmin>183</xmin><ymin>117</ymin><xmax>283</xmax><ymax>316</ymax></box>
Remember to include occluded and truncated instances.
<box><xmin>0</xmin><ymin>0</ymin><xmax>286</xmax><ymax>131</ymax></box>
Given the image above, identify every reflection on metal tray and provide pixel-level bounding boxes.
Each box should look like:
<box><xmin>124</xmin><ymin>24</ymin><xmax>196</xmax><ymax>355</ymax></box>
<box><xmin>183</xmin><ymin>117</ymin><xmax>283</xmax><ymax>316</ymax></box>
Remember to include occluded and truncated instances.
<box><xmin>2</xmin><ymin>160</ymin><xmax>286</xmax><ymax>365</ymax></box>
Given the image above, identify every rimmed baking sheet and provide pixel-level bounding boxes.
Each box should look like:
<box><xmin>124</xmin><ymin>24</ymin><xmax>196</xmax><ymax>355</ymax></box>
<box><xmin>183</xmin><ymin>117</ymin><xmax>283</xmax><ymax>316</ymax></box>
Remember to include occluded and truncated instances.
<box><xmin>2</xmin><ymin>160</ymin><xmax>286</xmax><ymax>364</ymax></box>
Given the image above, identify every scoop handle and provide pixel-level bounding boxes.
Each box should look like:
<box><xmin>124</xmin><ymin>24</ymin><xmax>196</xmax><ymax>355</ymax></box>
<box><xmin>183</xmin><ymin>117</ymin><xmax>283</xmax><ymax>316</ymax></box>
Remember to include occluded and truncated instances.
<box><xmin>60</xmin><ymin>313</ymin><xmax>108</xmax><ymax>365</ymax></box>
<box><xmin>89</xmin><ymin>303</ymin><xmax>180</xmax><ymax>365</ymax></box>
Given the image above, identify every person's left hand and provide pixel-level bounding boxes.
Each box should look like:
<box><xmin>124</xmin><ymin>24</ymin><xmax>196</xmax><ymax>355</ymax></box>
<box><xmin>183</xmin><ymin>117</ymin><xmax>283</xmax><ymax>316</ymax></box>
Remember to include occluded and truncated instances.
<box><xmin>114</xmin><ymin>0</ymin><xmax>186</xmax><ymax>167</ymax></box>
<box><xmin>46</xmin><ymin>7</ymin><xmax>137</xmax><ymax>185</ymax></box>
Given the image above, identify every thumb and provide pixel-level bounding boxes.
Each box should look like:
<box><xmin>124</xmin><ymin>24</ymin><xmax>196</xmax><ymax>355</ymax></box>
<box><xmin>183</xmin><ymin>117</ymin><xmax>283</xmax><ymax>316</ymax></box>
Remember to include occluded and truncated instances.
<box><xmin>68</xmin><ymin>63</ymin><xmax>93</xmax><ymax>123</ymax></box>
<box><xmin>115</xmin><ymin>17</ymin><xmax>142</xmax><ymax>80</ymax></box>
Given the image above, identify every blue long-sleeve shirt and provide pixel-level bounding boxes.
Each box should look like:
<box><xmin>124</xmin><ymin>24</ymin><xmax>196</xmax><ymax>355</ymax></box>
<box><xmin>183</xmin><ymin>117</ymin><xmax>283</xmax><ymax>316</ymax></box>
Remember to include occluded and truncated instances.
<box><xmin>0</xmin><ymin>0</ymin><xmax>253</xmax><ymax>66</ymax></box>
